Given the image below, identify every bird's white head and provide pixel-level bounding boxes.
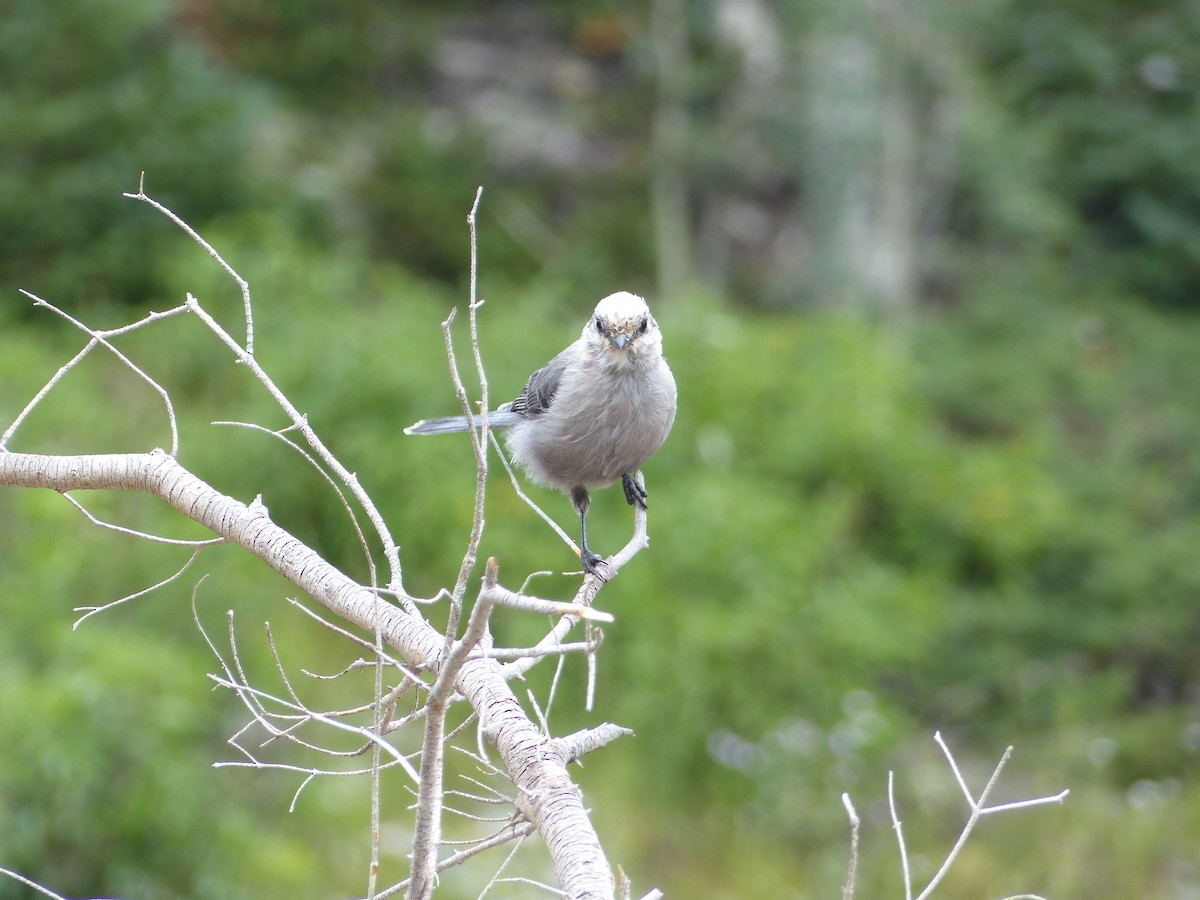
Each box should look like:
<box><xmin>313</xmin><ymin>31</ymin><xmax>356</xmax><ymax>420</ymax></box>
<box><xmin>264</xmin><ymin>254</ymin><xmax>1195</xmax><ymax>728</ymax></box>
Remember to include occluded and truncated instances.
<box><xmin>583</xmin><ymin>292</ymin><xmax>662</xmax><ymax>365</ymax></box>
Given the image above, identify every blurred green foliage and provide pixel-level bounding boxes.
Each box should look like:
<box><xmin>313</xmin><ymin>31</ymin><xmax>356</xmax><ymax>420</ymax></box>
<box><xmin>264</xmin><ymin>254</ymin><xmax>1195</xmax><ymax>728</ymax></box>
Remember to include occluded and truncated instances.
<box><xmin>969</xmin><ymin>0</ymin><xmax>1200</xmax><ymax>306</ymax></box>
<box><xmin>1</xmin><ymin>1</ymin><xmax>1199</xmax><ymax>898</ymax></box>
<box><xmin>0</xmin><ymin>0</ymin><xmax>276</xmax><ymax>313</ymax></box>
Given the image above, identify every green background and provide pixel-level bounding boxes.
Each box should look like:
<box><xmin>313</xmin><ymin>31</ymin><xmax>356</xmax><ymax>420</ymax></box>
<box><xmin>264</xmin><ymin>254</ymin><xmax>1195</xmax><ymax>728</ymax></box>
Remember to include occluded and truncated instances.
<box><xmin>2</xmin><ymin>1</ymin><xmax>1198</xmax><ymax>897</ymax></box>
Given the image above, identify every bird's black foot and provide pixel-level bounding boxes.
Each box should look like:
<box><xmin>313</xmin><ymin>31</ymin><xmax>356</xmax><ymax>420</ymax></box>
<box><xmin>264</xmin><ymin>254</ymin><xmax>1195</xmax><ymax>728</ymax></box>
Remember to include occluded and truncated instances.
<box><xmin>622</xmin><ymin>472</ymin><xmax>648</xmax><ymax>509</ymax></box>
<box><xmin>581</xmin><ymin>547</ymin><xmax>608</xmax><ymax>580</ymax></box>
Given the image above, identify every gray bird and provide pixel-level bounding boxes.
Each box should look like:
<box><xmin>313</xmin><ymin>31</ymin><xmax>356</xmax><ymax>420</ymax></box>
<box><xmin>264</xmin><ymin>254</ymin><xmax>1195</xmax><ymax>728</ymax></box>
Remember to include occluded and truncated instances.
<box><xmin>405</xmin><ymin>291</ymin><xmax>677</xmax><ymax>576</ymax></box>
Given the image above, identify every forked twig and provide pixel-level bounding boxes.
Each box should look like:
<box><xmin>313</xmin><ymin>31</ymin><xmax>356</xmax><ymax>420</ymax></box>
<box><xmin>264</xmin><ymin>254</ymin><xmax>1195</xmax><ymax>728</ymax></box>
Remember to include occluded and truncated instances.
<box><xmin>9</xmin><ymin>290</ymin><xmax>183</xmax><ymax>455</ymax></box>
<box><xmin>916</xmin><ymin>731</ymin><xmax>1068</xmax><ymax>899</ymax></box>
<box><xmin>866</xmin><ymin>732</ymin><xmax>1070</xmax><ymax>900</ymax></box>
<box><xmin>126</xmin><ymin>174</ymin><xmax>255</xmax><ymax>354</ymax></box>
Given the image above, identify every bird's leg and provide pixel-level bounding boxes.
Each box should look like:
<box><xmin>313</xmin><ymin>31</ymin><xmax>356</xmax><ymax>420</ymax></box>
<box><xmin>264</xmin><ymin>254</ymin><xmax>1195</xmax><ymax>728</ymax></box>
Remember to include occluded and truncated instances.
<box><xmin>621</xmin><ymin>472</ymin><xmax>648</xmax><ymax>509</ymax></box>
<box><xmin>570</xmin><ymin>486</ymin><xmax>605</xmax><ymax>577</ymax></box>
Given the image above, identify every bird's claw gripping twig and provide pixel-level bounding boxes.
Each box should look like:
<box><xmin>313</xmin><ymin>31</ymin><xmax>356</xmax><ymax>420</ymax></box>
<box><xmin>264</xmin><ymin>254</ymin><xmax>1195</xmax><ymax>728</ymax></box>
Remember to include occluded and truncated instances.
<box><xmin>581</xmin><ymin>548</ymin><xmax>608</xmax><ymax>580</ymax></box>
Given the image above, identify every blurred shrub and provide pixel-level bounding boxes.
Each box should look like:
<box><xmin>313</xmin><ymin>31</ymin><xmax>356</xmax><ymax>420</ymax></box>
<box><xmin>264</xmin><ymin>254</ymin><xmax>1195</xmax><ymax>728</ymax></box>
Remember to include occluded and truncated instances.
<box><xmin>965</xmin><ymin>0</ymin><xmax>1200</xmax><ymax>306</ymax></box>
<box><xmin>0</xmin><ymin>0</ymin><xmax>274</xmax><ymax>312</ymax></box>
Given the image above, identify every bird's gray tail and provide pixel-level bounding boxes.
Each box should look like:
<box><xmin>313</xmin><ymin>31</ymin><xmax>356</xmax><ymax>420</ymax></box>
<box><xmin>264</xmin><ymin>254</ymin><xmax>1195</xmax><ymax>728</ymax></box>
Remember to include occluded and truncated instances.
<box><xmin>404</xmin><ymin>411</ymin><xmax>522</xmax><ymax>435</ymax></box>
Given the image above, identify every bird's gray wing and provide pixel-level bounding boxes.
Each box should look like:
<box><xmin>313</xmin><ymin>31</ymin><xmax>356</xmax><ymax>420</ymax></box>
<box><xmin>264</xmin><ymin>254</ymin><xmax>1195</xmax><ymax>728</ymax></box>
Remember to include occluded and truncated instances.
<box><xmin>505</xmin><ymin>348</ymin><xmax>573</xmax><ymax>418</ymax></box>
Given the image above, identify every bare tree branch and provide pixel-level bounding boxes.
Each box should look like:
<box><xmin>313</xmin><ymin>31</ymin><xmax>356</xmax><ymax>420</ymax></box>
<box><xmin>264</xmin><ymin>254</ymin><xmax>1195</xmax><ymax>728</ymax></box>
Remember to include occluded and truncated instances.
<box><xmin>0</xmin><ymin>449</ymin><xmax>617</xmax><ymax>895</ymax></box>
<box><xmin>432</xmin><ymin>187</ymin><xmax>492</xmax><ymax>657</ymax></box>
<box><xmin>500</xmin><ymin>486</ymin><xmax>647</xmax><ymax>684</ymax></box>
<box><xmin>552</xmin><ymin>724</ymin><xmax>634</xmax><ymax>764</ymax></box>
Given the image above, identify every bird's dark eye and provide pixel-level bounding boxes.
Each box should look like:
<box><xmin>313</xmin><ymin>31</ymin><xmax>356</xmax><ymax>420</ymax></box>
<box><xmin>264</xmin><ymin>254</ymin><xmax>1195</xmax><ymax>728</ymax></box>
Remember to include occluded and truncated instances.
<box><xmin>638</xmin><ymin>318</ymin><xmax>649</xmax><ymax>335</ymax></box>
<box><xmin>594</xmin><ymin>317</ymin><xmax>604</xmax><ymax>334</ymax></box>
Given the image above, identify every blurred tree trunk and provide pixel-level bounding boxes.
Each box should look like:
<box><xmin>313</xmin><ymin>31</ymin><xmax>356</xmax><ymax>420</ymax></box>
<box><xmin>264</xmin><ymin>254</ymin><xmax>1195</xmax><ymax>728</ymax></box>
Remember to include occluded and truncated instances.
<box><xmin>801</xmin><ymin>0</ymin><xmax>917</xmax><ymax>323</ymax></box>
<box><xmin>651</xmin><ymin>0</ymin><xmax>694</xmax><ymax>299</ymax></box>
<box><xmin>650</xmin><ymin>0</ymin><xmax>937</xmax><ymax>319</ymax></box>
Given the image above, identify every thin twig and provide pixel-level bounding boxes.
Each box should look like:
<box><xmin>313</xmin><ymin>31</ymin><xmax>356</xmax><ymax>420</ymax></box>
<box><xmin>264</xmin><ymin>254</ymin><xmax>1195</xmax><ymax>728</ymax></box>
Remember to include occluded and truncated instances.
<box><xmin>212</xmin><ymin>420</ymin><xmax>379</xmax><ymax>592</ymax></box>
<box><xmin>841</xmin><ymin>793</ymin><xmax>860</xmax><ymax>900</ymax></box>
<box><xmin>284</xmin><ymin>597</ymin><xmax>423</xmax><ymax>687</ymax></box>
<box><xmin>488</xmin><ymin>430</ymin><xmax>576</xmax><ymax>549</ymax></box>
<box><xmin>437</xmin><ymin>188</ymin><xmax>491</xmax><ymax>654</ymax></box>
<box><xmin>263</xmin><ymin>622</ymin><xmax>305</xmax><ymax>706</ymax></box>
<box><xmin>527</xmin><ymin>687</ymin><xmax>551</xmax><ymax>736</ymax></box>
<box><xmin>544</xmin><ymin>647</ymin><xmax>568</xmax><ymax>727</ymax></box>
<box><xmin>457</xmin><ymin>773</ymin><xmax>511</xmax><ymax>803</ymax></box>
<box><xmin>585</xmin><ymin>626</ymin><xmax>598</xmax><ymax>712</ymax></box>
<box><xmin>0</xmin><ymin>867</ymin><xmax>68</xmax><ymax>900</ymax></box>
<box><xmin>888</xmin><ymin>770</ymin><xmax>913</xmax><ymax>900</ymax></box>
<box><xmin>936</xmin><ymin>729</ymin><xmax>982</xmax><ymax>806</ymax></box>
<box><xmin>213</xmin><ymin>756</ymin><xmax>416</xmax><ymax>782</ymax></box>
<box><xmin>485</xmin><ymin>583</ymin><xmax>613</xmax><ymax>622</ymax></box>
<box><xmin>1</xmin><ymin>342</ymin><xmax>92</xmax><ymax>450</ymax></box>
<box><xmin>60</xmin><ymin>492</ymin><xmax>224</xmax><ymax>546</ymax></box>
<box><xmin>552</xmin><ymin>724</ymin><xmax>634</xmax><ymax>763</ymax></box>
<box><xmin>438</xmin><ymin>309</ymin><xmax>483</xmax><ymax>650</ymax></box>
<box><xmin>182</xmin><ymin>290</ymin><xmax>413</xmax><ymax>607</ymax></box>
<box><xmin>409</xmin><ymin>558</ymin><xmax>501</xmax><ymax>898</ymax></box>
<box><xmin>366</xmin><ymin>819</ymin><xmax>538</xmax><ymax>900</ymax></box>
<box><xmin>126</xmin><ymin>176</ymin><xmax>255</xmax><ymax>354</ymax></box>
<box><xmin>442</xmin><ymin>803</ymin><xmax>513</xmax><ymax>824</ymax></box>
<box><xmin>486</xmin><ymin>876</ymin><xmax>565</xmax><ymax>896</ymax></box>
<box><xmin>73</xmin><ymin>549</ymin><xmax>204</xmax><ymax>628</ymax></box>
<box><xmin>469</xmin><ymin>640</ymin><xmax>599</xmax><ymax>660</ymax></box>
<box><xmin>445</xmin><ymin>788</ymin><xmax>509</xmax><ymax>806</ymax></box>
